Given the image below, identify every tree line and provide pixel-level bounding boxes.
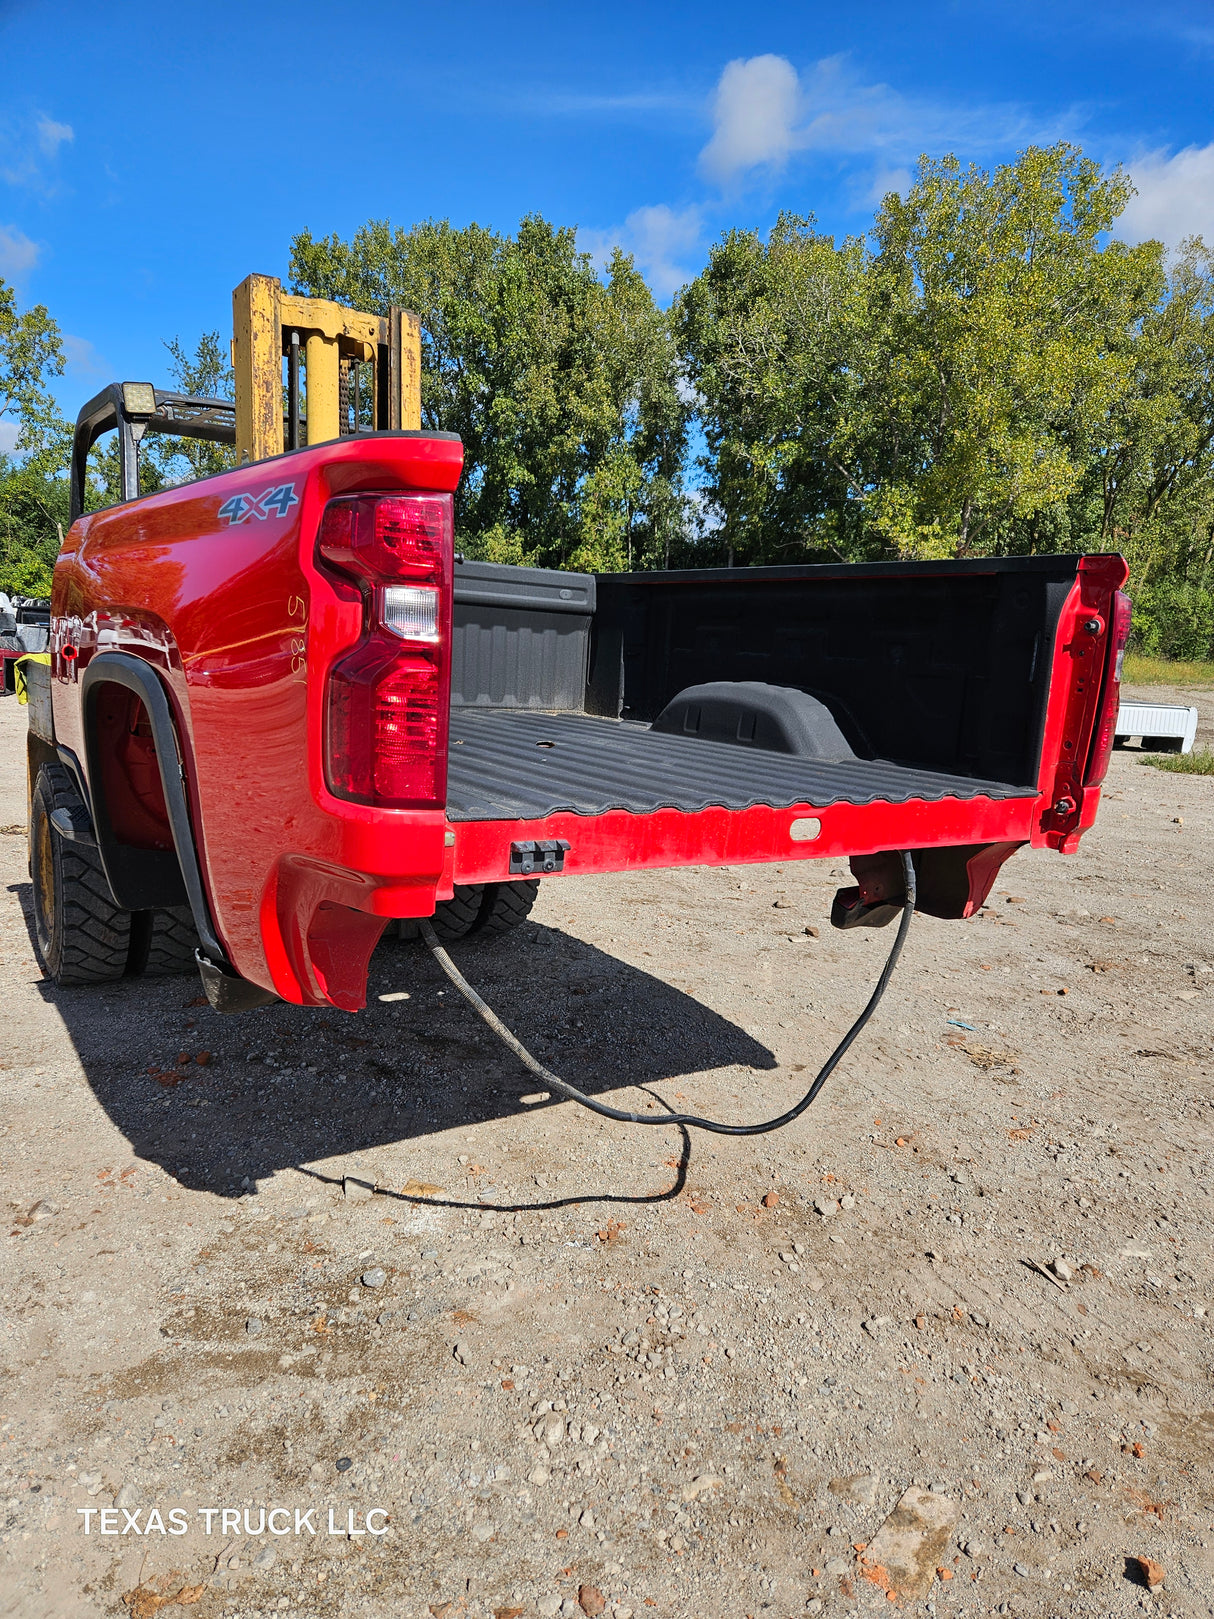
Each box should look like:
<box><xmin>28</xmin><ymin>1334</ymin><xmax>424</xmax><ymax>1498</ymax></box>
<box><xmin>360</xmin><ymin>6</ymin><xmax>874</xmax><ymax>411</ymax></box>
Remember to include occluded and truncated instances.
<box><xmin>3</xmin><ymin>142</ymin><xmax>1213</xmax><ymax>656</ymax></box>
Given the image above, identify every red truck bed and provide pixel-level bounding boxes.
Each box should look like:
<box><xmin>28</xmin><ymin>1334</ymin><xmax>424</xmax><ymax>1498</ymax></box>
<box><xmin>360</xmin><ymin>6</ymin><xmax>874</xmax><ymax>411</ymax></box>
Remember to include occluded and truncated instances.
<box><xmin>31</xmin><ymin>432</ymin><xmax>1129</xmax><ymax>1014</ymax></box>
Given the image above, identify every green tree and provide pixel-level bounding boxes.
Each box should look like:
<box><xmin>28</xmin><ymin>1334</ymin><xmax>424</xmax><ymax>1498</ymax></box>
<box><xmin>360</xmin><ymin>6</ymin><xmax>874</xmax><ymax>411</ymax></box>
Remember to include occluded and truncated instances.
<box><xmin>676</xmin><ymin>214</ymin><xmax>877</xmax><ymax>563</ymax></box>
<box><xmin>1071</xmin><ymin>238</ymin><xmax>1214</xmax><ymax>588</ymax></box>
<box><xmin>0</xmin><ymin>276</ymin><xmax>71</xmax><ymax>595</ymax></box>
<box><xmin>145</xmin><ymin>330</ymin><xmax>237</xmax><ymax>485</ymax></box>
<box><xmin>290</xmin><ymin>215</ymin><xmax>686</xmax><ymax>569</ymax></box>
<box><xmin>866</xmin><ymin>145</ymin><xmax>1161</xmax><ymax>557</ymax></box>
<box><xmin>677</xmin><ymin>145</ymin><xmax>1177</xmax><ymax>565</ymax></box>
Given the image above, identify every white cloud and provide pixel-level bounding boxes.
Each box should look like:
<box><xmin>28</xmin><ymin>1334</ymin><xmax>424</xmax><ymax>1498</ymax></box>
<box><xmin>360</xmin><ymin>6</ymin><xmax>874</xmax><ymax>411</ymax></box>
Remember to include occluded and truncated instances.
<box><xmin>1117</xmin><ymin>143</ymin><xmax>1214</xmax><ymax>247</ymax></box>
<box><xmin>62</xmin><ymin>333</ymin><xmax>108</xmax><ymax>378</ymax></box>
<box><xmin>0</xmin><ymin>419</ymin><xmax>18</xmax><ymax>455</ymax></box>
<box><xmin>2</xmin><ymin>110</ymin><xmax>74</xmax><ymax>192</ymax></box>
<box><xmin>0</xmin><ymin>224</ymin><xmax>39</xmax><ymax>278</ymax></box>
<box><xmin>619</xmin><ymin>204</ymin><xmax>704</xmax><ymax>298</ymax></box>
<box><xmin>699</xmin><ymin>54</ymin><xmax>802</xmax><ymax>183</ymax></box>
<box><xmin>861</xmin><ymin>165</ymin><xmax>913</xmax><ymax>207</ymax></box>
<box><xmin>696</xmin><ymin>53</ymin><xmax>1059</xmax><ymax>188</ymax></box>
<box><xmin>37</xmin><ymin>117</ymin><xmax>73</xmax><ymax>157</ymax></box>
<box><xmin>580</xmin><ymin>203</ymin><xmax>704</xmax><ymax>300</ymax></box>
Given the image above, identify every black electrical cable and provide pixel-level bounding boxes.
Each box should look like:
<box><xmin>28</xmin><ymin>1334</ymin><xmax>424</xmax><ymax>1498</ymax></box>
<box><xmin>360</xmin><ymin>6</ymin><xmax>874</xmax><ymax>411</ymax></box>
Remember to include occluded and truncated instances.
<box><xmin>420</xmin><ymin>850</ymin><xmax>916</xmax><ymax>1136</ymax></box>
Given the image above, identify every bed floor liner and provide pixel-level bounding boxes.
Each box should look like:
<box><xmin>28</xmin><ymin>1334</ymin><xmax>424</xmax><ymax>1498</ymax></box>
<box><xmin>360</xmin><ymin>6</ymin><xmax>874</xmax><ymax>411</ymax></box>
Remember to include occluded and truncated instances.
<box><xmin>445</xmin><ymin>709</ymin><xmax>1036</xmax><ymax>822</ymax></box>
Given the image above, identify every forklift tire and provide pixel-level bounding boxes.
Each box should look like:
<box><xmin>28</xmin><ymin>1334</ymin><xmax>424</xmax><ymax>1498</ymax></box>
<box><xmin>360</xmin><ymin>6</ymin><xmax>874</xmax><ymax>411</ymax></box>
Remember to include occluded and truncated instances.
<box><xmin>474</xmin><ymin>879</ymin><xmax>539</xmax><ymax>937</ymax></box>
<box><xmin>394</xmin><ymin>879</ymin><xmax>540</xmax><ymax>945</ymax></box>
<box><xmin>141</xmin><ymin>906</ymin><xmax>201</xmax><ymax>976</ymax></box>
<box><xmin>392</xmin><ymin>886</ymin><xmax>482</xmax><ymax>944</ymax></box>
<box><xmin>430</xmin><ymin>884</ymin><xmax>486</xmax><ymax>942</ymax></box>
<box><xmin>30</xmin><ymin>764</ymin><xmax>133</xmax><ymax>986</ymax></box>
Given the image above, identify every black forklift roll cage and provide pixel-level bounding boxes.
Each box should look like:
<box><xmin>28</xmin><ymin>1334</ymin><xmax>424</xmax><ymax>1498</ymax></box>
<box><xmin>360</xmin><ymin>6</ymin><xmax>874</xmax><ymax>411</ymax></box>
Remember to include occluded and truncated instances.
<box><xmin>69</xmin><ymin>383</ymin><xmax>237</xmax><ymax>523</ymax></box>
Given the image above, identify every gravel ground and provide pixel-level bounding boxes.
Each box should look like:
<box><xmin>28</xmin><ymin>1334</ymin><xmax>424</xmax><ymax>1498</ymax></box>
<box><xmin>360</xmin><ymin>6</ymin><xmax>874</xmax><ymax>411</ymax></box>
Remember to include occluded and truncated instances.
<box><xmin>0</xmin><ymin>685</ymin><xmax>1211</xmax><ymax>1619</ymax></box>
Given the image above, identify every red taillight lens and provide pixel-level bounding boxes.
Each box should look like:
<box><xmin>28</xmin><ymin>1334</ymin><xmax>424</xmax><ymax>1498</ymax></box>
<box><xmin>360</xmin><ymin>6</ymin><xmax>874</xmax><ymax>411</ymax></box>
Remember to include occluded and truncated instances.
<box><xmin>319</xmin><ymin>493</ymin><xmax>452</xmax><ymax>809</ymax></box>
<box><xmin>326</xmin><ymin>642</ymin><xmax>444</xmax><ymax>803</ymax></box>
<box><xmin>1083</xmin><ymin>589</ymin><xmax>1132</xmax><ymax>788</ymax></box>
<box><xmin>318</xmin><ymin>493</ymin><xmax>447</xmax><ymax>582</ymax></box>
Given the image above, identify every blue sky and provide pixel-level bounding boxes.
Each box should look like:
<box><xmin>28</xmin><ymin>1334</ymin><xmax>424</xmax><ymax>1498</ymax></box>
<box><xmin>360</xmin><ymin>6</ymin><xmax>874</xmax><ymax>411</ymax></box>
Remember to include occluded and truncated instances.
<box><xmin>2</xmin><ymin>0</ymin><xmax>1214</xmax><ymax>444</ymax></box>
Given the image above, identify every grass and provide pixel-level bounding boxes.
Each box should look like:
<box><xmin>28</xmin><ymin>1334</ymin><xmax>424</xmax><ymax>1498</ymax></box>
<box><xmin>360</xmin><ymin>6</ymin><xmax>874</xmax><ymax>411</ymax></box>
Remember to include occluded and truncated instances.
<box><xmin>1142</xmin><ymin>747</ymin><xmax>1214</xmax><ymax>775</ymax></box>
<box><xmin>1122</xmin><ymin>652</ymin><xmax>1214</xmax><ymax>688</ymax></box>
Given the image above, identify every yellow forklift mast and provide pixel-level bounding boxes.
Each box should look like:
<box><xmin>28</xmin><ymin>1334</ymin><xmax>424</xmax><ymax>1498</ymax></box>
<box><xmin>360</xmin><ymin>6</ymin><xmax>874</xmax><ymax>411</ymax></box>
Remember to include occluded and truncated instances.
<box><xmin>231</xmin><ymin>274</ymin><xmax>422</xmax><ymax>463</ymax></box>
<box><xmin>68</xmin><ymin>277</ymin><xmax>425</xmax><ymax>518</ymax></box>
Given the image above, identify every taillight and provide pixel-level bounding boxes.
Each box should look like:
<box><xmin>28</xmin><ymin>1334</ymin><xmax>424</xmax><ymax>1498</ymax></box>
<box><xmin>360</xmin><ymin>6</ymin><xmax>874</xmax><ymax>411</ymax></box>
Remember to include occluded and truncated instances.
<box><xmin>318</xmin><ymin>493</ymin><xmax>447</xmax><ymax>580</ymax></box>
<box><xmin>1083</xmin><ymin>589</ymin><xmax>1132</xmax><ymax>787</ymax></box>
<box><xmin>318</xmin><ymin>493</ymin><xmax>453</xmax><ymax>808</ymax></box>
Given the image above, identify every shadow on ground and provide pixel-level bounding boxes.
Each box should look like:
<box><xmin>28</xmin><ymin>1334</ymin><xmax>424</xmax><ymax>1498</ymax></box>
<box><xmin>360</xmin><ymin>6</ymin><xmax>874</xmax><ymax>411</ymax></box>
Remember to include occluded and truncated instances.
<box><xmin>12</xmin><ymin>883</ymin><xmax>774</xmax><ymax>1204</ymax></box>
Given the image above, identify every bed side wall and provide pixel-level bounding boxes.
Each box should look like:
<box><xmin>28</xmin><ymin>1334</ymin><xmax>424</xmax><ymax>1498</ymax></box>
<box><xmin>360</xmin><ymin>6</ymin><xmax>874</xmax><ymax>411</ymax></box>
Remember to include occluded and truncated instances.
<box><xmin>451</xmin><ymin>560</ymin><xmax>595</xmax><ymax>711</ymax></box>
<box><xmin>588</xmin><ymin>558</ymin><xmax>1081</xmax><ymax>787</ymax></box>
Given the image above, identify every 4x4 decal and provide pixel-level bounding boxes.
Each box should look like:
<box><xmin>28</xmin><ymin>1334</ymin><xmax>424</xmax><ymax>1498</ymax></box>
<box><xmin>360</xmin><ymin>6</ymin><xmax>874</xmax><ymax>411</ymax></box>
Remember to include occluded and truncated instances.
<box><xmin>217</xmin><ymin>482</ymin><xmax>299</xmax><ymax>526</ymax></box>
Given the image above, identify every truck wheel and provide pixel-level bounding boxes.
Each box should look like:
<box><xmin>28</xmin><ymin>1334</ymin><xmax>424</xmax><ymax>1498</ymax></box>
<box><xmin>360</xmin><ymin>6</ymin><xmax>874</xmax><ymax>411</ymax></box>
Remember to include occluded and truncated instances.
<box><xmin>30</xmin><ymin>765</ymin><xmax>133</xmax><ymax>985</ymax></box>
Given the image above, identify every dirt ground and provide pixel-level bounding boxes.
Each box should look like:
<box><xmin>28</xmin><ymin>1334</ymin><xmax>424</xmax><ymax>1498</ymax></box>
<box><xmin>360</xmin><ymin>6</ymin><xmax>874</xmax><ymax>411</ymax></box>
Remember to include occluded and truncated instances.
<box><xmin>0</xmin><ymin>684</ymin><xmax>1211</xmax><ymax>1619</ymax></box>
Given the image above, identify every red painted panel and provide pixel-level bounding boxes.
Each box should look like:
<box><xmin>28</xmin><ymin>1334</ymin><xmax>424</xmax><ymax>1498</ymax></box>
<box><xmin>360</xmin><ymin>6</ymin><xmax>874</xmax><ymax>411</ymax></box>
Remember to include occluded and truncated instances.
<box><xmin>1029</xmin><ymin>553</ymin><xmax>1130</xmax><ymax>851</ymax></box>
<box><xmin>51</xmin><ymin>436</ymin><xmax>462</xmax><ymax>1007</ymax></box>
<box><xmin>451</xmin><ymin>795</ymin><xmax>1039</xmax><ymax>885</ymax></box>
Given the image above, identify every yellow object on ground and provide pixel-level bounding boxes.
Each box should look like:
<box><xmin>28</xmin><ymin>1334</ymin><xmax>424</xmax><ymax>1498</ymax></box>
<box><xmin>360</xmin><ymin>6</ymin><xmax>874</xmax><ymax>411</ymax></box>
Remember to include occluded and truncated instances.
<box><xmin>14</xmin><ymin>652</ymin><xmax>51</xmax><ymax>704</ymax></box>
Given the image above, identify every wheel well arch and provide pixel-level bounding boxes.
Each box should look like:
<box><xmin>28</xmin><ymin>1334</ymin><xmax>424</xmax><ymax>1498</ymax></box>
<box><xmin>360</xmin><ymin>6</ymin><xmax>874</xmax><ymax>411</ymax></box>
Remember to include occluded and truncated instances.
<box><xmin>78</xmin><ymin>654</ymin><xmax>225</xmax><ymax>964</ymax></box>
<box><xmin>81</xmin><ymin>677</ymin><xmax>187</xmax><ymax>910</ymax></box>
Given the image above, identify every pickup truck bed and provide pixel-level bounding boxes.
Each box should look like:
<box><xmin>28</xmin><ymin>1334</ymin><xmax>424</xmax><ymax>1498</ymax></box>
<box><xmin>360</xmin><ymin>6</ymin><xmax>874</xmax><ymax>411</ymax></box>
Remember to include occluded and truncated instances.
<box><xmin>30</xmin><ymin>431</ymin><xmax>1129</xmax><ymax>1014</ymax></box>
<box><xmin>444</xmin><ymin>709</ymin><xmax>1031</xmax><ymax>820</ymax></box>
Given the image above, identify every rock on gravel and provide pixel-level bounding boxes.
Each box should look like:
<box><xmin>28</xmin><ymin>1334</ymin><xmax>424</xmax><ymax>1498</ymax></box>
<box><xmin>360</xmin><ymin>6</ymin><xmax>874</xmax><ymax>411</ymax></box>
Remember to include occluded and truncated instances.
<box><xmin>860</xmin><ymin>1487</ymin><xmax>960</xmax><ymax>1599</ymax></box>
<box><xmin>1131</xmin><ymin>1555</ymin><xmax>1166</xmax><ymax>1591</ymax></box>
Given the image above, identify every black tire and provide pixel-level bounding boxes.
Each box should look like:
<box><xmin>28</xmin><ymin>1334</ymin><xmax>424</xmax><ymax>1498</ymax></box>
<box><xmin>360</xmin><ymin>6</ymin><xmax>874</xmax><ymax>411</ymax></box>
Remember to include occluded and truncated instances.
<box><xmin>430</xmin><ymin>884</ymin><xmax>487</xmax><ymax>942</ymax></box>
<box><xmin>30</xmin><ymin>765</ymin><xmax>133</xmax><ymax>986</ymax></box>
<box><xmin>142</xmin><ymin>906</ymin><xmax>201</xmax><ymax>976</ymax></box>
<box><xmin>474</xmin><ymin>879</ymin><xmax>539</xmax><ymax>936</ymax></box>
<box><xmin>392</xmin><ymin>879</ymin><xmax>540</xmax><ymax>945</ymax></box>
<box><xmin>392</xmin><ymin>885</ymin><xmax>483</xmax><ymax>944</ymax></box>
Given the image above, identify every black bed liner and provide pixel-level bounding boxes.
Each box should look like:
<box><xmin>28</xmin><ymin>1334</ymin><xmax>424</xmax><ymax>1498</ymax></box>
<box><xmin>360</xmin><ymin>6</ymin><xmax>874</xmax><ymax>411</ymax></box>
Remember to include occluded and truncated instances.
<box><xmin>444</xmin><ymin>710</ymin><xmax>1035</xmax><ymax>822</ymax></box>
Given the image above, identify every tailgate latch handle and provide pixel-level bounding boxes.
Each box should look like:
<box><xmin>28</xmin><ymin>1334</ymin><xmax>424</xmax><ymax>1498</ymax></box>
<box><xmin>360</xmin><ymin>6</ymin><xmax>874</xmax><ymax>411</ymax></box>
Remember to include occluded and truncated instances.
<box><xmin>509</xmin><ymin>838</ymin><xmax>571</xmax><ymax>876</ymax></box>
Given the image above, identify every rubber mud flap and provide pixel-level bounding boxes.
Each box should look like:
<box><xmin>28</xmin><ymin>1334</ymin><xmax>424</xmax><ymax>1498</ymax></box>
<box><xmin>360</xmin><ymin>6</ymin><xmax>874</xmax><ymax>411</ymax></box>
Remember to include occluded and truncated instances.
<box><xmin>831</xmin><ymin>886</ymin><xmax>902</xmax><ymax>930</ymax></box>
<box><xmin>196</xmin><ymin>953</ymin><xmax>279</xmax><ymax>1013</ymax></box>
